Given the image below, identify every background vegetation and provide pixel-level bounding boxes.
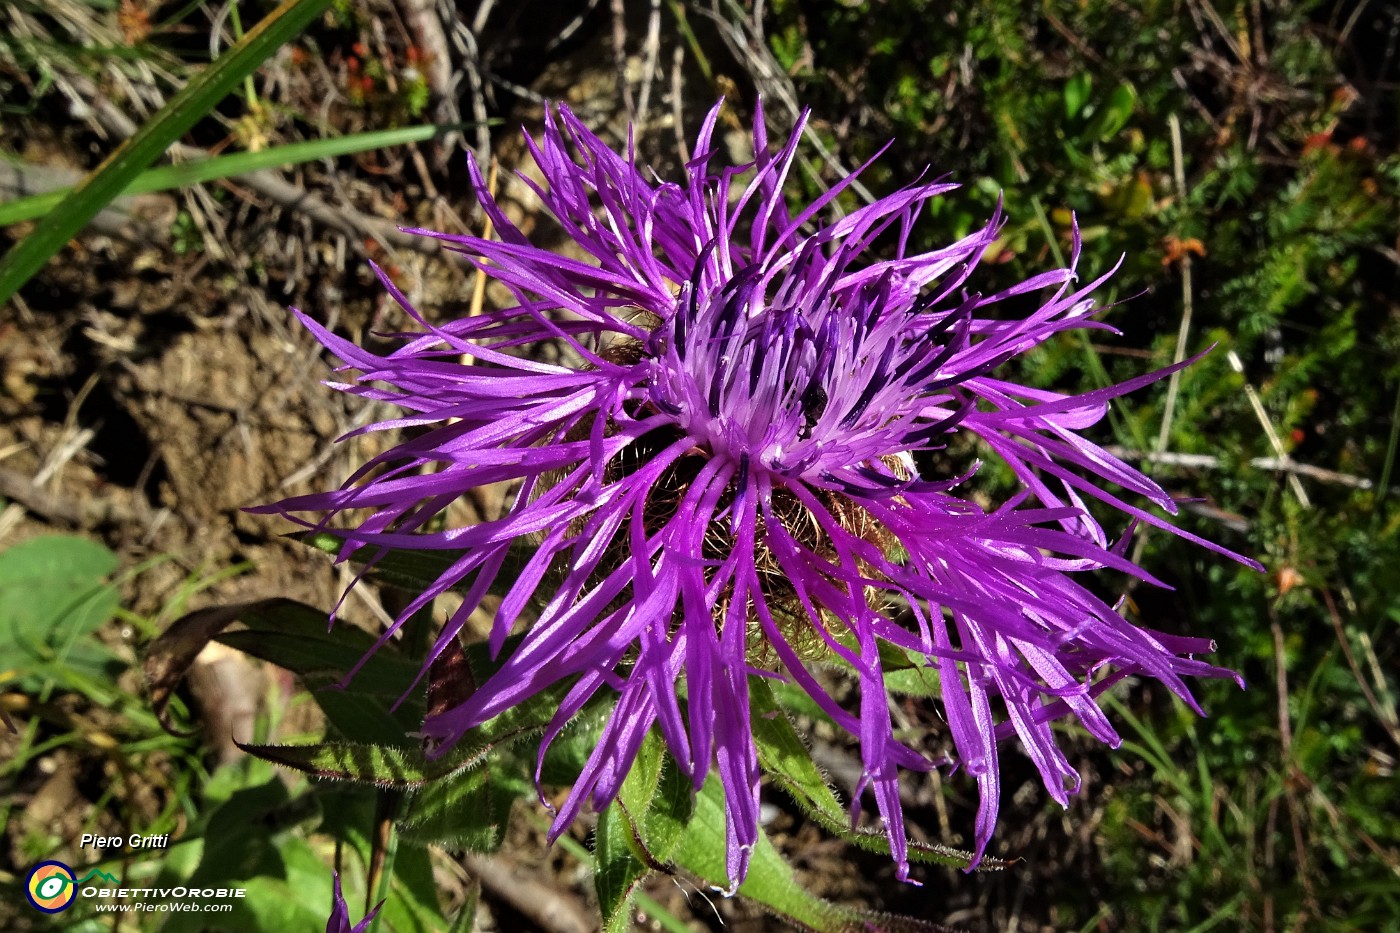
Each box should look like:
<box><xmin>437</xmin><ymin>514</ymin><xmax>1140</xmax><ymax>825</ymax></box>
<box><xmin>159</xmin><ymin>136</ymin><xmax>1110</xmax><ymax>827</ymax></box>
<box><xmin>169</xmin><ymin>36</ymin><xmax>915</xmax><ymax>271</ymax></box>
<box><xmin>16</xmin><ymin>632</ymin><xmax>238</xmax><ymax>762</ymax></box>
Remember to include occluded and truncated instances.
<box><xmin>2</xmin><ymin>0</ymin><xmax>1397</xmax><ymax>930</ymax></box>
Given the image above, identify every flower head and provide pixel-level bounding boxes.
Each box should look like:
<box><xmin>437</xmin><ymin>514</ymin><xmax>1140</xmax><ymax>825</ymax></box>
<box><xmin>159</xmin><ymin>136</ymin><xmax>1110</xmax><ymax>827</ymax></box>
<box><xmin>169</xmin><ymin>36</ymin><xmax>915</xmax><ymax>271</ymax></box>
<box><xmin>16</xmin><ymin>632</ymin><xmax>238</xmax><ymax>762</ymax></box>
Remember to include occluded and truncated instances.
<box><xmin>261</xmin><ymin>101</ymin><xmax>1257</xmax><ymax>886</ymax></box>
<box><xmin>326</xmin><ymin>872</ymin><xmax>382</xmax><ymax>933</ymax></box>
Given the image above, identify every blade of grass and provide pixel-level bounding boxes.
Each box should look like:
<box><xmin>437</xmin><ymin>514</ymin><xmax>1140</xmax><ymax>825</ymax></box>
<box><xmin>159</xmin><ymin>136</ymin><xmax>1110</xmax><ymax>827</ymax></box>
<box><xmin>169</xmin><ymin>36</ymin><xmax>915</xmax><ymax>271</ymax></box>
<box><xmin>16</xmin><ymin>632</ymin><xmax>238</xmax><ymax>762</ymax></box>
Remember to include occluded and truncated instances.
<box><xmin>1375</xmin><ymin>379</ymin><xmax>1400</xmax><ymax>527</ymax></box>
<box><xmin>1153</xmin><ymin>113</ymin><xmax>1194</xmax><ymax>454</ymax></box>
<box><xmin>1181</xmin><ymin>892</ymin><xmax>1246</xmax><ymax>932</ymax></box>
<box><xmin>0</xmin><ymin>125</ymin><xmax>456</xmax><ymax>227</ymax></box>
<box><xmin>0</xmin><ymin>0</ymin><xmax>333</xmax><ymax>305</ymax></box>
<box><xmin>226</xmin><ymin>1</ymin><xmax>260</xmax><ymax>111</ymax></box>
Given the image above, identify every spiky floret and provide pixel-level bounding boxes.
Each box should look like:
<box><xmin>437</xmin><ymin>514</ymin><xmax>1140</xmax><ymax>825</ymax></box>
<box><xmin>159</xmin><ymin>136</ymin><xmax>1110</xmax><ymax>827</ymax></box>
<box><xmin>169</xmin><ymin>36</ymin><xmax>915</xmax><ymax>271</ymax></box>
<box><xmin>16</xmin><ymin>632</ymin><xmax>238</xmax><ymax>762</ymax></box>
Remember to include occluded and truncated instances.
<box><xmin>325</xmin><ymin>873</ymin><xmax>381</xmax><ymax>933</ymax></box>
<box><xmin>256</xmin><ymin>100</ymin><xmax>1258</xmax><ymax>886</ymax></box>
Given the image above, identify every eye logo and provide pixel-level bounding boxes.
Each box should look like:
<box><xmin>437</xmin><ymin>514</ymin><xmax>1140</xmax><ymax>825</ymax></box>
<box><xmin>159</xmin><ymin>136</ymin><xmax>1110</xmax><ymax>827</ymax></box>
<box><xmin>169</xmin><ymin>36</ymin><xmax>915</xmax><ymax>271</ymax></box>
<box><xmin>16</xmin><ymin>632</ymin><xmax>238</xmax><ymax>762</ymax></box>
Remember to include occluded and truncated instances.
<box><xmin>25</xmin><ymin>861</ymin><xmax>77</xmax><ymax>913</ymax></box>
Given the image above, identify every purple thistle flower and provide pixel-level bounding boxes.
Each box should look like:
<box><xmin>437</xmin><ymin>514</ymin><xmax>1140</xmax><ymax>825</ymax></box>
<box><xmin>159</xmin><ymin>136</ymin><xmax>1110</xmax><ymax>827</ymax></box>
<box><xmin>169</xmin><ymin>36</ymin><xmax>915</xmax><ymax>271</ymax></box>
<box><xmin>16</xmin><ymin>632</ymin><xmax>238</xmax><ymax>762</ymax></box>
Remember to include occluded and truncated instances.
<box><xmin>326</xmin><ymin>872</ymin><xmax>382</xmax><ymax>933</ymax></box>
<box><xmin>259</xmin><ymin>101</ymin><xmax>1258</xmax><ymax>887</ymax></box>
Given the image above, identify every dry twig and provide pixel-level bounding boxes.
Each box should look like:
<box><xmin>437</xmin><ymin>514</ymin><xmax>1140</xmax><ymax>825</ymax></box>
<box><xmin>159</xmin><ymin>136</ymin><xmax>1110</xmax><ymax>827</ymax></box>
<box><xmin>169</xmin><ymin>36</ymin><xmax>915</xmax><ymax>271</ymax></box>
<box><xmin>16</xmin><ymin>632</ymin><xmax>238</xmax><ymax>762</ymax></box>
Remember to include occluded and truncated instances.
<box><xmin>635</xmin><ymin>0</ymin><xmax>663</xmax><ymax>126</ymax></box>
<box><xmin>463</xmin><ymin>853</ymin><xmax>593</xmax><ymax>933</ymax></box>
<box><xmin>1108</xmin><ymin>447</ymin><xmax>1386</xmax><ymax>492</ymax></box>
<box><xmin>439</xmin><ymin>0</ymin><xmax>492</xmax><ymax>165</ymax></box>
<box><xmin>0</xmin><ymin>465</ymin><xmax>143</xmax><ymax>528</ymax></box>
<box><xmin>609</xmin><ymin>0</ymin><xmax>636</xmax><ymax>117</ymax></box>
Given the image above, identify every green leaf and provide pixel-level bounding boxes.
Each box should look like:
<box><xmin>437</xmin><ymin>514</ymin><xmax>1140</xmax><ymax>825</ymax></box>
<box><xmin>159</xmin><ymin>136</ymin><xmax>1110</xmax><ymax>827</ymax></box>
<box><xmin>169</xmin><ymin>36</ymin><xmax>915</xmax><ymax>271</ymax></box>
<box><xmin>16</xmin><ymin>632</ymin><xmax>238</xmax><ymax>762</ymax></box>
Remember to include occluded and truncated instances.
<box><xmin>447</xmin><ymin>876</ymin><xmax>481</xmax><ymax>933</ymax></box>
<box><xmin>312</xmin><ymin>789</ymin><xmax>447</xmax><ymax>933</ymax></box>
<box><xmin>243</xmin><ymin>681</ymin><xmax>571</xmax><ymax>787</ymax></box>
<box><xmin>1102</xmin><ymin>172</ymin><xmax>1156</xmax><ymax>221</ymax></box>
<box><xmin>0</xmin><ymin>0</ymin><xmax>334</xmax><ymax>304</ymax></box>
<box><xmin>1084</xmin><ymin>82</ymin><xmax>1137</xmax><ymax>142</ymax></box>
<box><xmin>749</xmin><ymin>678</ymin><xmax>845</xmax><ymax>812</ymax></box>
<box><xmin>300</xmin><ymin>672</ymin><xmax>421</xmax><ymax>746</ymax></box>
<box><xmin>596</xmin><ymin>803</ymin><xmax>646</xmax><ymax>933</ymax></box>
<box><xmin>881</xmin><ymin>662</ymin><xmax>941</xmax><ymax>697</ymax></box>
<box><xmin>377</xmin><ymin>844</ymin><xmax>446</xmax><ymax>933</ymax></box>
<box><xmin>536</xmin><ymin>704</ymin><xmax>608</xmax><ymax>785</ymax></box>
<box><xmin>750</xmin><ymin>678</ymin><xmax>981</xmax><ymax>870</ymax></box>
<box><xmin>619</xmin><ymin>730</ymin><xmax>666</xmax><ymax>821</ymax></box>
<box><xmin>768</xmin><ymin>678</ymin><xmax>837</xmax><ymax>725</ymax></box>
<box><xmin>672</xmin><ymin>776</ymin><xmax>959</xmax><ymax>933</ymax></box>
<box><xmin>397</xmin><ymin>763</ymin><xmax>525</xmax><ymax>851</ymax></box>
<box><xmin>238</xmin><ymin>740</ymin><xmax>429</xmax><ymax>785</ymax></box>
<box><xmin>185</xmin><ymin>774</ymin><xmax>322</xmax><ymax>889</ymax></box>
<box><xmin>0</xmin><ymin>535</ymin><xmax>119</xmax><ymax>633</ymax></box>
<box><xmin>0</xmin><ymin>124</ymin><xmax>455</xmax><ymax>227</ymax></box>
<box><xmin>0</xmin><ymin>533</ymin><xmax>117</xmax><ymax>582</ymax></box>
<box><xmin>0</xmin><ymin>535</ymin><xmax>121</xmax><ymax>684</ymax></box>
<box><xmin>594</xmin><ymin>732</ymin><xmax>666</xmax><ymax>932</ymax></box>
<box><xmin>638</xmin><ymin>752</ymin><xmax>695</xmax><ymax>866</ymax></box>
<box><xmin>1063</xmin><ymin>73</ymin><xmax>1093</xmax><ymax>120</ymax></box>
<box><xmin>165</xmin><ymin>836</ymin><xmax>335</xmax><ymax>933</ymax></box>
<box><xmin>211</xmin><ymin>600</ymin><xmax>422</xmax><ymax>744</ymax></box>
<box><xmin>673</xmin><ymin>775</ymin><xmax>852</xmax><ymax>931</ymax></box>
<box><xmin>149</xmin><ymin>599</ymin><xmax>430</xmax><ymax>746</ymax></box>
<box><xmin>593</xmin><ymin>736</ymin><xmax>699</xmax><ymax>933</ymax></box>
<box><xmin>159</xmin><ymin>607</ymin><xmax>411</xmax><ymax>746</ymax></box>
<box><xmin>216</xmin><ymin>624</ymin><xmax>418</xmax><ymax>699</ymax></box>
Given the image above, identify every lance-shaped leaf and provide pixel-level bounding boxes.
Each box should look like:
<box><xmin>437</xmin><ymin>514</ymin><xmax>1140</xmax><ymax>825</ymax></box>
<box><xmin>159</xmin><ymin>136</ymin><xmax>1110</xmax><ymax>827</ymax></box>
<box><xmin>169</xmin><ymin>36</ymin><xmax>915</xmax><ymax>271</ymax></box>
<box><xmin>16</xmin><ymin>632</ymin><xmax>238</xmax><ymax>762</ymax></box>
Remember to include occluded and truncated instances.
<box><xmin>237</xmin><ymin>741</ymin><xmax>429</xmax><ymax>786</ymax></box>
<box><xmin>240</xmin><ymin>679</ymin><xmax>571</xmax><ymax>786</ymax></box>
<box><xmin>144</xmin><ymin>596</ymin><xmax>420</xmax><ymax>744</ymax></box>
<box><xmin>397</xmin><ymin>763</ymin><xmax>529</xmax><ymax>852</ymax></box>
<box><xmin>0</xmin><ymin>125</ymin><xmax>458</xmax><ymax>226</ymax></box>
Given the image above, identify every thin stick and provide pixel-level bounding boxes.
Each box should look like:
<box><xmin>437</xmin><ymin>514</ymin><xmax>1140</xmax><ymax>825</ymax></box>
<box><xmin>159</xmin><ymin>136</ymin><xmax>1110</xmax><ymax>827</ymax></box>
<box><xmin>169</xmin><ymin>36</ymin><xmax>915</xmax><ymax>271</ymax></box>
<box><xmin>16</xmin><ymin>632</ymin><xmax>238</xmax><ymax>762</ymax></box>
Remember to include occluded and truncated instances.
<box><xmin>635</xmin><ymin>0</ymin><xmax>663</xmax><ymax>126</ymax></box>
<box><xmin>441</xmin><ymin>0</ymin><xmax>492</xmax><ymax>165</ymax></box>
<box><xmin>1374</xmin><ymin>379</ymin><xmax>1400</xmax><ymax>526</ymax></box>
<box><xmin>67</xmin><ymin>74</ymin><xmax>436</xmax><ymax>255</ymax></box>
<box><xmin>702</xmin><ymin>0</ymin><xmax>876</xmax><ymax>204</ymax></box>
<box><xmin>609</xmin><ymin>0</ymin><xmax>635</xmax><ymax>117</ymax></box>
<box><xmin>670</xmin><ymin>44</ymin><xmax>690</xmax><ymax>163</ymax></box>
<box><xmin>1272</xmin><ymin>618</ymin><xmax>1319</xmax><ymax>925</ymax></box>
<box><xmin>467</xmin><ymin>158</ymin><xmax>499</xmax><ymax>322</ymax></box>
<box><xmin>1108</xmin><ymin>447</ymin><xmax>1387</xmax><ymax>492</ymax></box>
<box><xmin>545</xmin><ymin>0</ymin><xmax>603</xmax><ymax>54</ymax></box>
<box><xmin>1323</xmin><ymin>589</ymin><xmax>1400</xmax><ymax>751</ymax></box>
<box><xmin>664</xmin><ymin>0</ymin><xmax>711</xmax><ymax>82</ymax></box>
<box><xmin>470</xmin><ymin>0</ymin><xmax>495</xmax><ymax>35</ymax></box>
<box><xmin>1155</xmin><ymin>113</ymin><xmax>1194</xmax><ymax>454</ymax></box>
<box><xmin>463</xmin><ymin>853</ymin><xmax>593</xmax><ymax>933</ymax></box>
<box><xmin>1339</xmin><ymin>0</ymin><xmax>1376</xmax><ymax>43</ymax></box>
<box><xmin>1226</xmin><ymin>349</ymin><xmax>1311</xmax><ymax>507</ymax></box>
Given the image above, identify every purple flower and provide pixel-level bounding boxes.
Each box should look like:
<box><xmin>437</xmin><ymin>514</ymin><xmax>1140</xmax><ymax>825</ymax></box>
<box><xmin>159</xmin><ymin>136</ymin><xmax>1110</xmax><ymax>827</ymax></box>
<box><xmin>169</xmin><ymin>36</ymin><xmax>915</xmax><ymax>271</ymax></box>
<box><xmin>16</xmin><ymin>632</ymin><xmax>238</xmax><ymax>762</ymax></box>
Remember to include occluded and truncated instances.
<box><xmin>326</xmin><ymin>872</ymin><xmax>382</xmax><ymax>933</ymax></box>
<box><xmin>261</xmin><ymin>101</ymin><xmax>1257</xmax><ymax>887</ymax></box>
